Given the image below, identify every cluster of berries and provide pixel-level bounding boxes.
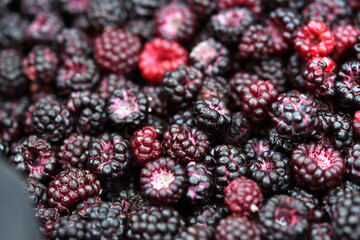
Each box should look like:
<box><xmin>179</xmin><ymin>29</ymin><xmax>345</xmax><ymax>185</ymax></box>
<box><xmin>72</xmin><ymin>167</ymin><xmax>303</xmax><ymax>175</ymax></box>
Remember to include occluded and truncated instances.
<box><xmin>2</xmin><ymin>0</ymin><xmax>360</xmax><ymax>239</ymax></box>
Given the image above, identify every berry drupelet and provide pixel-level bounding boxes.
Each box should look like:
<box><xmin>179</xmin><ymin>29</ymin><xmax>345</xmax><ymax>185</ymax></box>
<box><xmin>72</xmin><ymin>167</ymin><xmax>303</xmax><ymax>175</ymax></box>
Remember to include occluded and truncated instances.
<box><xmin>0</xmin><ymin>49</ymin><xmax>27</xmax><ymax>99</ymax></box>
<box><xmin>250</xmin><ymin>150</ymin><xmax>291</xmax><ymax>194</ymax></box>
<box><xmin>57</xmin><ymin>133</ymin><xmax>93</xmax><ymax>170</ymax></box>
<box><xmin>291</xmin><ymin>143</ymin><xmax>344</xmax><ymax>191</ymax></box>
<box><xmin>139</xmin><ymin>37</ymin><xmax>188</xmax><ymax>84</ymax></box>
<box><xmin>127</xmin><ymin>206</ymin><xmax>186</xmax><ymax>240</ymax></box>
<box><xmin>72</xmin><ymin>196</ymin><xmax>103</xmax><ymax>217</ymax></box>
<box><xmin>48</xmin><ymin>168</ymin><xmax>101</xmax><ymax>213</ymax></box>
<box><xmin>303</xmin><ymin>56</ymin><xmax>336</xmax><ymax>98</ymax></box>
<box><xmin>83</xmin><ymin>202</ymin><xmax>127</xmax><ymax>239</ymax></box>
<box><xmin>224</xmin><ymin>177</ymin><xmax>263</xmax><ymax>216</ymax></box>
<box><xmin>239</xmin><ymin>79</ymin><xmax>278</xmax><ymax>123</ymax></box>
<box><xmin>0</xmin><ymin>12</ymin><xmax>28</xmax><ymax>48</ymax></box>
<box><xmin>107</xmin><ymin>87</ymin><xmax>148</xmax><ymax>129</ymax></box>
<box><xmin>66</xmin><ymin>91</ymin><xmax>107</xmax><ymax>134</ymax></box>
<box><xmin>185</xmin><ymin>161</ymin><xmax>213</xmax><ymax>205</ymax></box>
<box><xmin>193</xmin><ymin>97</ymin><xmax>231</xmax><ymax>134</ymax></box>
<box><xmin>199</xmin><ymin>76</ymin><xmax>229</xmax><ymax>103</ymax></box>
<box><xmin>309</xmin><ymin>223</ymin><xmax>334</xmax><ymax>240</ymax></box>
<box><xmin>143</xmin><ymin>85</ymin><xmax>168</xmax><ymax>116</ymax></box>
<box><xmin>154</xmin><ymin>2</ymin><xmax>197</xmax><ymax>43</ymax></box>
<box><xmin>259</xmin><ymin>195</ymin><xmax>309</xmax><ymax>240</ymax></box>
<box><xmin>35</xmin><ymin>206</ymin><xmax>60</xmax><ymax>238</ymax></box>
<box><xmin>163</xmin><ymin>124</ymin><xmax>210</xmax><ymax>165</ymax></box>
<box><xmin>242</xmin><ymin>138</ymin><xmax>270</xmax><ymax>161</ymax></box>
<box><xmin>162</xmin><ymin>65</ymin><xmax>203</xmax><ymax>108</ymax></box>
<box><xmin>0</xmin><ymin>138</ymin><xmax>9</xmax><ymax>155</ymax></box>
<box><xmin>345</xmin><ymin>143</ymin><xmax>360</xmax><ymax>183</ymax></box>
<box><xmin>214</xmin><ymin>215</ymin><xmax>262</xmax><ymax>240</ymax></box>
<box><xmin>98</xmin><ymin>74</ymin><xmax>137</xmax><ymax>101</ymax></box>
<box><xmin>24</xmin><ymin>45</ymin><xmax>58</xmax><ymax>84</ymax></box>
<box><xmin>302</xmin><ymin>2</ymin><xmax>336</xmax><ymax>27</ymax></box>
<box><xmin>270</xmin><ymin>90</ymin><xmax>320</xmax><ymax>141</ymax></box>
<box><xmin>131</xmin><ymin>126</ymin><xmax>162</xmax><ymax>167</ymax></box>
<box><xmin>269</xmin><ymin>8</ymin><xmax>301</xmax><ymax>44</ymax></box>
<box><xmin>0</xmin><ymin>110</ymin><xmax>20</xmax><ymax>143</ymax></box>
<box><xmin>88</xmin><ymin>132</ymin><xmax>132</xmax><ymax>181</ymax></box>
<box><xmin>229</xmin><ymin>71</ymin><xmax>259</xmax><ymax>110</ymax></box>
<box><xmin>26</xmin><ymin>12</ymin><xmax>64</xmax><ymax>45</ymax></box>
<box><xmin>176</xmin><ymin>225</ymin><xmax>213</xmax><ymax>240</ymax></box>
<box><xmin>210</xmin><ymin>7</ymin><xmax>254</xmax><ymax>44</ymax></box>
<box><xmin>56</xmin><ymin>56</ymin><xmax>99</xmax><ymax>94</ymax></box>
<box><xmin>31</xmin><ymin>96</ymin><xmax>73</xmax><ymax>143</ymax></box>
<box><xmin>336</xmin><ymin>60</ymin><xmax>360</xmax><ymax>108</ymax></box>
<box><xmin>10</xmin><ymin>135</ymin><xmax>57</xmax><ymax>182</ymax></box>
<box><xmin>169</xmin><ymin>109</ymin><xmax>197</xmax><ymax>128</ymax></box>
<box><xmin>353</xmin><ymin>111</ymin><xmax>360</xmax><ymax>140</ymax></box>
<box><xmin>332</xmin><ymin>24</ymin><xmax>360</xmax><ymax>59</ymax></box>
<box><xmin>113</xmin><ymin>188</ymin><xmax>149</xmax><ymax>214</ymax></box>
<box><xmin>140</xmin><ymin>157</ymin><xmax>186</xmax><ymax>204</ymax></box>
<box><xmin>87</xmin><ymin>0</ymin><xmax>126</xmax><ymax>31</ymax></box>
<box><xmin>94</xmin><ymin>28</ymin><xmax>141</xmax><ymax>74</ymax></box>
<box><xmin>294</xmin><ymin>20</ymin><xmax>334</xmax><ymax>59</ymax></box>
<box><xmin>189</xmin><ymin>38</ymin><xmax>231</xmax><ymax>77</ymax></box>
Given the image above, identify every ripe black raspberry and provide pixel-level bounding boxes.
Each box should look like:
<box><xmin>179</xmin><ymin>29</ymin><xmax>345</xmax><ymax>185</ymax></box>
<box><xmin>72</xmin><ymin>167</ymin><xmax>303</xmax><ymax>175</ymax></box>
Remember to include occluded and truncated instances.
<box><xmin>0</xmin><ymin>12</ymin><xmax>28</xmax><ymax>48</ymax></box>
<box><xmin>113</xmin><ymin>188</ymin><xmax>149</xmax><ymax>214</ymax></box>
<box><xmin>310</xmin><ymin>223</ymin><xmax>334</xmax><ymax>240</ymax></box>
<box><xmin>66</xmin><ymin>91</ymin><xmax>107</xmax><ymax>134</ymax></box>
<box><xmin>48</xmin><ymin>168</ymin><xmax>101</xmax><ymax>213</ymax></box>
<box><xmin>186</xmin><ymin>161</ymin><xmax>213</xmax><ymax>205</ymax></box>
<box><xmin>142</xmin><ymin>85</ymin><xmax>168</xmax><ymax>116</ymax></box>
<box><xmin>131</xmin><ymin>126</ymin><xmax>162</xmax><ymax>167</ymax></box>
<box><xmin>88</xmin><ymin>0</ymin><xmax>126</xmax><ymax>31</ymax></box>
<box><xmin>35</xmin><ymin>206</ymin><xmax>59</xmax><ymax>238</ymax></box>
<box><xmin>210</xmin><ymin>7</ymin><xmax>254</xmax><ymax>44</ymax></box>
<box><xmin>223</xmin><ymin>112</ymin><xmax>251</xmax><ymax>145</ymax></box>
<box><xmin>107</xmin><ymin>87</ymin><xmax>148</xmax><ymax>128</ymax></box>
<box><xmin>162</xmin><ymin>65</ymin><xmax>203</xmax><ymax>107</ymax></box>
<box><xmin>270</xmin><ymin>90</ymin><xmax>320</xmax><ymax>140</ymax></box>
<box><xmin>259</xmin><ymin>195</ymin><xmax>309</xmax><ymax>240</ymax></box>
<box><xmin>0</xmin><ymin>109</ymin><xmax>20</xmax><ymax>143</ymax></box>
<box><xmin>56</xmin><ymin>56</ymin><xmax>99</xmax><ymax>94</ymax></box>
<box><xmin>199</xmin><ymin>76</ymin><xmax>229</xmax><ymax>102</ymax></box>
<box><xmin>10</xmin><ymin>135</ymin><xmax>57</xmax><ymax>181</ymax></box>
<box><xmin>31</xmin><ymin>96</ymin><xmax>73</xmax><ymax>143</ymax></box>
<box><xmin>336</xmin><ymin>60</ymin><xmax>360</xmax><ymax>108</ymax></box>
<box><xmin>57</xmin><ymin>133</ymin><xmax>93</xmax><ymax>170</ymax></box>
<box><xmin>215</xmin><ymin>215</ymin><xmax>262</xmax><ymax>240</ymax></box>
<box><xmin>176</xmin><ymin>225</ymin><xmax>213</xmax><ymax>240</ymax></box>
<box><xmin>250</xmin><ymin>150</ymin><xmax>291</xmax><ymax>193</ymax></box>
<box><xmin>345</xmin><ymin>143</ymin><xmax>360</xmax><ymax>183</ymax></box>
<box><xmin>194</xmin><ymin>97</ymin><xmax>231</xmax><ymax>134</ymax></box>
<box><xmin>51</xmin><ymin>214</ymin><xmax>86</xmax><ymax>239</ymax></box>
<box><xmin>163</xmin><ymin>124</ymin><xmax>210</xmax><ymax>165</ymax></box>
<box><xmin>189</xmin><ymin>38</ymin><xmax>230</xmax><ymax>77</ymax></box>
<box><xmin>24</xmin><ymin>45</ymin><xmax>58</xmax><ymax>84</ymax></box>
<box><xmin>88</xmin><ymin>132</ymin><xmax>132</xmax><ymax>181</ymax></box>
<box><xmin>127</xmin><ymin>206</ymin><xmax>185</xmax><ymax>240</ymax></box>
<box><xmin>72</xmin><ymin>196</ymin><xmax>103</xmax><ymax>217</ymax></box>
<box><xmin>291</xmin><ymin>143</ymin><xmax>345</xmax><ymax>191</ymax></box>
<box><xmin>56</xmin><ymin>28</ymin><xmax>90</xmax><ymax>59</ymax></box>
<box><xmin>169</xmin><ymin>109</ymin><xmax>197</xmax><ymax>128</ymax></box>
<box><xmin>140</xmin><ymin>157</ymin><xmax>186</xmax><ymax>204</ymax></box>
<box><xmin>83</xmin><ymin>202</ymin><xmax>127</xmax><ymax>239</ymax></box>
<box><xmin>154</xmin><ymin>2</ymin><xmax>197</xmax><ymax>43</ymax></box>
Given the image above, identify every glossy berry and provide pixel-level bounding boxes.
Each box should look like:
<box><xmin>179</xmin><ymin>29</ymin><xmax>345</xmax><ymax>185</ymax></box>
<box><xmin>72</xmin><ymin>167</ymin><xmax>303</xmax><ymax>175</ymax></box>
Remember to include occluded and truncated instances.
<box><xmin>94</xmin><ymin>28</ymin><xmax>141</xmax><ymax>74</ymax></box>
<box><xmin>291</xmin><ymin>143</ymin><xmax>345</xmax><ymax>191</ymax></box>
<box><xmin>336</xmin><ymin>60</ymin><xmax>360</xmax><ymax>108</ymax></box>
<box><xmin>48</xmin><ymin>168</ymin><xmax>101</xmax><ymax>213</ymax></box>
<box><xmin>163</xmin><ymin>124</ymin><xmax>210</xmax><ymax>165</ymax></box>
<box><xmin>186</xmin><ymin>161</ymin><xmax>213</xmax><ymax>205</ymax></box>
<box><xmin>88</xmin><ymin>133</ymin><xmax>132</xmax><ymax>181</ymax></box>
<box><xmin>223</xmin><ymin>112</ymin><xmax>251</xmax><ymax>145</ymax></box>
<box><xmin>139</xmin><ymin>38</ymin><xmax>188</xmax><ymax>84</ymax></box>
<box><xmin>189</xmin><ymin>38</ymin><xmax>230</xmax><ymax>77</ymax></box>
<box><xmin>224</xmin><ymin>178</ymin><xmax>263</xmax><ymax>216</ymax></box>
<box><xmin>294</xmin><ymin>20</ymin><xmax>334</xmax><ymax>59</ymax></box>
<box><xmin>10</xmin><ymin>135</ymin><xmax>57</xmax><ymax>182</ymax></box>
<box><xmin>140</xmin><ymin>157</ymin><xmax>186</xmax><ymax>204</ymax></box>
<box><xmin>210</xmin><ymin>7</ymin><xmax>254</xmax><ymax>44</ymax></box>
<box><xmin>353</xmin><ymin>111</ymin><xmax>360</xmax><ymax>139</ymax></box>
<box><xmin>107</xmin><ymin>87</ymin><xmax>148</xmax><ymax>128</ymax></box>
<box><xmin>24</xmin><ymin>177</ymin><xmax>48</xmax><ymax>207</ymax></box>
<box><xmin>188</xmin><ymin>203</ymin><xmax>230</xmax><ymax>227</ymax></box>
<box><xmin>131</xmin><ymin>126</ymin><xmax>162</xmax><ymax>166</ymax></box>
<box><xmin>56</xmin><ymin>28</ymin><xmax>90</xmax><ymax>59</ymax></box>
<box><xmin>345</xmin><ymin>143</ymin><xmax>360</xmax><ymax>183</ymax></box>
<box><xmin>194</xmin><ymin>97</ymin><xmax>231</xmax><ymax>134</ymax></box>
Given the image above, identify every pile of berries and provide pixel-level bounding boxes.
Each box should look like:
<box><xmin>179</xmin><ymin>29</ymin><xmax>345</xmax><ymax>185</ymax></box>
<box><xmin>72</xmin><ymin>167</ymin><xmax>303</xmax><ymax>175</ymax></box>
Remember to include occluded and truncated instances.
<box><xmin>3</xmin><ymin>0</ymin><xmax>360</xmax><ymax>239</ymax></box>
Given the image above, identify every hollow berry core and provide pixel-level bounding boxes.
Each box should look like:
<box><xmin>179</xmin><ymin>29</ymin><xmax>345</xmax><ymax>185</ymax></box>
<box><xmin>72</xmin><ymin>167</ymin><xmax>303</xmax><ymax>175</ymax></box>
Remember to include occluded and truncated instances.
<box><xmin>151</xmin><ymin>170</ymin><xmax>175</xmax><ymax>190</ymax></box>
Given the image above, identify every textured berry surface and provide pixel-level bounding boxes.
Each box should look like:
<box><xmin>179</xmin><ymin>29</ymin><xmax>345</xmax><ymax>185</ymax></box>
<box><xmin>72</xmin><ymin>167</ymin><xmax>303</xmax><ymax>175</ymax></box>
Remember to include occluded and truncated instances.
<box><xmin>186</xmin><ymin>161</ymin><xmax>213</xmax><ymax>205</ymax></box>
<box><xmin>215</xmin><ymin>215</ymin><xmax>262</xmax><ymax>240</ymax></box>
<box><xmin>48</xmin><ymin>168</ymin><xmax>101</xmax><ymax>213</ymax></box>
